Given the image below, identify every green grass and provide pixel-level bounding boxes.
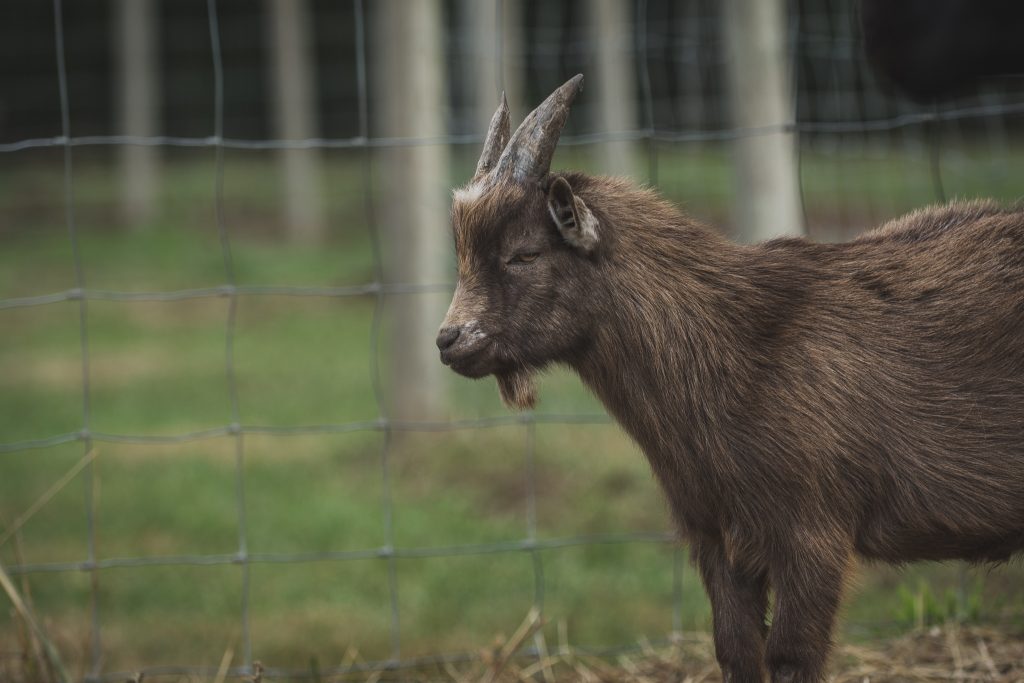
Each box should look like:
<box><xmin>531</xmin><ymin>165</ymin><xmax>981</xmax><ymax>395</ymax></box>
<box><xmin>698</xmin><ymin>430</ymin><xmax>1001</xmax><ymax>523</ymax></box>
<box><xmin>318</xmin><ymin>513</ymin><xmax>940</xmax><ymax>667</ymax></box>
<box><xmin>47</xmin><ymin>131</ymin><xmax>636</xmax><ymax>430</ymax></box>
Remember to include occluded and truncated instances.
<box><xmin>2</xmin><ymin>146</ymin><xmax>1024</xmax><ymax>676</ymax></box>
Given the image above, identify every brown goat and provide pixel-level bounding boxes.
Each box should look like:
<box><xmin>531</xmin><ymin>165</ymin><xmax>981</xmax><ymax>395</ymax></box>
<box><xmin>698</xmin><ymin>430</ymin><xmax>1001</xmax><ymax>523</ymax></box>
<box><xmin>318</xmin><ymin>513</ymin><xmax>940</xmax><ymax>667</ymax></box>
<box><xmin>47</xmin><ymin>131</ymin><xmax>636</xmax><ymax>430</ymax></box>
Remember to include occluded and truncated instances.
<box><xmin>436</xmin><ymin>75</ymin><xmax>1024</xmax><ymax>683</ymax></box>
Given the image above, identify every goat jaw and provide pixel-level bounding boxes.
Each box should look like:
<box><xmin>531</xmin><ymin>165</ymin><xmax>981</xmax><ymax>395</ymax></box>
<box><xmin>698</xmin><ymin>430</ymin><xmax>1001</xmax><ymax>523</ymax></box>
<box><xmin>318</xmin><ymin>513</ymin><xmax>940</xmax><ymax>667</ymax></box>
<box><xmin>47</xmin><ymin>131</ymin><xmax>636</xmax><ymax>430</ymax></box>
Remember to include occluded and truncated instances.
<box><xmin>496</xmin><ymin>368</ymin><xmax>537</xmax><ymax>411</ymax></box>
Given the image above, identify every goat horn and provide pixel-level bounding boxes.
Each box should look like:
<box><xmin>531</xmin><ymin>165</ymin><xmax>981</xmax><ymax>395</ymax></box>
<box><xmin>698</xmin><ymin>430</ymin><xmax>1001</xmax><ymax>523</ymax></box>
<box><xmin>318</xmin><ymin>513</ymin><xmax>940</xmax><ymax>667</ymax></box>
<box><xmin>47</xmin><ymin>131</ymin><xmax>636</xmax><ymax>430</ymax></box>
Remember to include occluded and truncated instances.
<box><xmin>474</xmin><ymin>92</ymin><xmax>511</xmax><ymax>180</ymax></box>
<box><xmin>491</xmin><ymin>74</ymin><xmax>584</xmax><ymax>183</ymax></box>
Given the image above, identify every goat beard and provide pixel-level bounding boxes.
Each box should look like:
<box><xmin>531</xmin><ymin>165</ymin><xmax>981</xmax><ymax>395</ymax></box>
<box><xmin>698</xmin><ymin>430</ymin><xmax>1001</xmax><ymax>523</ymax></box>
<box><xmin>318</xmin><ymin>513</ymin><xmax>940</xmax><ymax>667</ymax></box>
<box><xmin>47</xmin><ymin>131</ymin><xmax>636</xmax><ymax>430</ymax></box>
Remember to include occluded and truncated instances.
<box><xmin>496</xmin><ymin>368</ymin><xmax>536</xmax><ymax>411</ymax></box>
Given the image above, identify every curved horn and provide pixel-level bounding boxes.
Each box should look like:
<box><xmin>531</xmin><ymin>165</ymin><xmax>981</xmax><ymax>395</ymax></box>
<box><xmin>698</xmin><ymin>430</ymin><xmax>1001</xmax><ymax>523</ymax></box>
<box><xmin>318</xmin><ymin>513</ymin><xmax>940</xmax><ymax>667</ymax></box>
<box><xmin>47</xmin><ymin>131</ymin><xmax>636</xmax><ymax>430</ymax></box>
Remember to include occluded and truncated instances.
<box><xmin>474</xmin><ymin>93</ymin><xmax>511</xmax><ymax>180</ymax></box>
<box><xmin>491</xmin><ymin>74</ymin><xmax>584</xmax><ymax>183</ymax></box>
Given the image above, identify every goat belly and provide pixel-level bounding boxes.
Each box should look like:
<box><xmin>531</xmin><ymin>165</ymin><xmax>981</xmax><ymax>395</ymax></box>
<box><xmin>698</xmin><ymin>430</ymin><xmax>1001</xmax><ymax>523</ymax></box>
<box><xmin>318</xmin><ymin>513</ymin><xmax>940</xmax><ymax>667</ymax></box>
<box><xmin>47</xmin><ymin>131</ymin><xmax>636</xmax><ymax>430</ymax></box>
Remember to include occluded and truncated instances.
<box><xmin>856</xmin><ymin>526</ymin><xmax>1024</xmax><ymax>564</ymax></box>
<box><xmin>852</xmin><ymin>470</ymin><xmax>1024</xmax><ymax>563</ymax></box>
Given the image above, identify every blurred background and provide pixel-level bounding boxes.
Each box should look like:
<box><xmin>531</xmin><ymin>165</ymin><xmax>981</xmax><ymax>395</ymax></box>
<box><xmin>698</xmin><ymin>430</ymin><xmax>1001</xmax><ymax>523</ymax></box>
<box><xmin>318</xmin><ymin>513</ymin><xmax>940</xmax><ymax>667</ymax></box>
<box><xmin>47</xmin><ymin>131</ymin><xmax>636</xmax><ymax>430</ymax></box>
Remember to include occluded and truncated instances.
<box><xmin>2</xmin><ymin>0</ymin><xmax>1024</xmax><ymax>680</ymax></box>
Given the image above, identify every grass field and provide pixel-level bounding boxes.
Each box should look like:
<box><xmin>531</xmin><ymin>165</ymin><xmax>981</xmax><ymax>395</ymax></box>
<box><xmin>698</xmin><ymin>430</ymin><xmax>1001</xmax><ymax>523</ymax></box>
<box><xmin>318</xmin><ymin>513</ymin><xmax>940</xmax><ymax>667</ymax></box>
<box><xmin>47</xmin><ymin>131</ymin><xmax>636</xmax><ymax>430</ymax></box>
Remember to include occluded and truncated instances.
<box><xmin>2</xmin><ymin>142</ymin><xmax>1024</xmax><ymax>677</ymax></box>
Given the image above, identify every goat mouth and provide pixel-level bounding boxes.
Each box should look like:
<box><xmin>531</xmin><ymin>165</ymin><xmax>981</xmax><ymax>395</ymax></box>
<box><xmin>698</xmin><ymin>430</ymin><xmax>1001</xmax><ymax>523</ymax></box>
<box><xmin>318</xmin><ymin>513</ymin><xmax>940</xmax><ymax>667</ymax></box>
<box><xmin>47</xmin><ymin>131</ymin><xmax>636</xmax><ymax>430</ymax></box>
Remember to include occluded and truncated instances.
<box><xmin>440</xmin><ymin>342</ymin><xmax>495</xmax><ymax>378</ymax></box>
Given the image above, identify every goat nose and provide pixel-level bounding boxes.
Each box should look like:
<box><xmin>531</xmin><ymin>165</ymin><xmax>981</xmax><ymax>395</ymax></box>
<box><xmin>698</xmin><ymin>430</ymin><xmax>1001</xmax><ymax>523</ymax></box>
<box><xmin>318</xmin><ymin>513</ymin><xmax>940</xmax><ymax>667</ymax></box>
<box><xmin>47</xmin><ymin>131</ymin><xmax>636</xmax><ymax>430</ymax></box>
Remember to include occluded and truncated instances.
<box><xmin>436</xmin><ymin>326</ymin><xmax>461</xmax><ymax>351</ymax></box>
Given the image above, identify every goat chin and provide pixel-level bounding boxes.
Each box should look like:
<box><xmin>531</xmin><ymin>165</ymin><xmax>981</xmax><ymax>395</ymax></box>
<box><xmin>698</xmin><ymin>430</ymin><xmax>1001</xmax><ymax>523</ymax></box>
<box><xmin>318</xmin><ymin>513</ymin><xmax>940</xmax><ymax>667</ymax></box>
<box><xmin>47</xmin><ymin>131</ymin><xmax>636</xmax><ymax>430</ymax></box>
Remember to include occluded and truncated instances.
<box><xmin>496</xmin><ymin>368</ymin><xmax>537</xmax><ymax>411</ymax></box>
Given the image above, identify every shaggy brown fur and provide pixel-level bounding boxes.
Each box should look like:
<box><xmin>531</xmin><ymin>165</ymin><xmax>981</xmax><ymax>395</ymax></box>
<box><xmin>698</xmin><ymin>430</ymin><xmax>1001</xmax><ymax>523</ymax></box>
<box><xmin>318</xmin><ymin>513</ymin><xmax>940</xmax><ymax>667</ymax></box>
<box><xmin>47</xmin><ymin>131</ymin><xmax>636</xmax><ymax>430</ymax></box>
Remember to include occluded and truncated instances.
<box><xmin>437</xmin><ymin>105</ymin><xmax>1024</xmax><ymax>683</ymax></box>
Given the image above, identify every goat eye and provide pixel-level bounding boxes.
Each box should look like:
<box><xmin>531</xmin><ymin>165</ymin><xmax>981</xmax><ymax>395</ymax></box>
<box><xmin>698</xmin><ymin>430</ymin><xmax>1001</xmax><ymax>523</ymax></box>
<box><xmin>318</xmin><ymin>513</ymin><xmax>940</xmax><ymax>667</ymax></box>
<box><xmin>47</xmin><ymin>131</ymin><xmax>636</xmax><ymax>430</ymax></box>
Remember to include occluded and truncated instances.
<box><xmin>509</xmin><ymin>251</ymin><xmax>540</xmax><ymax>265</ymax></box>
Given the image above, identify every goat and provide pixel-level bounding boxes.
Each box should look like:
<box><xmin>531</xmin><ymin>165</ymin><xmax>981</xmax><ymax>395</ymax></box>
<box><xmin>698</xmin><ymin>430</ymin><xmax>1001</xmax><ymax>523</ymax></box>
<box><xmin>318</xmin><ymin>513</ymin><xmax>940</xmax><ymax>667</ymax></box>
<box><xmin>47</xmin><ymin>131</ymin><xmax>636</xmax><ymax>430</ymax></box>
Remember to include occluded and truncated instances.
<box><xmin>436</xmin><ymin>75</ymin><xmax>1024</xmax><ymax>683</ymax></box>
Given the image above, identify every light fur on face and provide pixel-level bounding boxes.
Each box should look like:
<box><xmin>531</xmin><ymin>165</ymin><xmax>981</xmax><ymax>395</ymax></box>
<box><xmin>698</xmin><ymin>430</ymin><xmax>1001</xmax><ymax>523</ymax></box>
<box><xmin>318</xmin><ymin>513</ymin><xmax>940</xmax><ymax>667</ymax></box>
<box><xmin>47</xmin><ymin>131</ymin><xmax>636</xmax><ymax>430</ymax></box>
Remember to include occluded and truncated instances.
<box><xmin>452</xmin><ymin>181</ymin><xmax>486</xmax><ymax>206</ymax></box>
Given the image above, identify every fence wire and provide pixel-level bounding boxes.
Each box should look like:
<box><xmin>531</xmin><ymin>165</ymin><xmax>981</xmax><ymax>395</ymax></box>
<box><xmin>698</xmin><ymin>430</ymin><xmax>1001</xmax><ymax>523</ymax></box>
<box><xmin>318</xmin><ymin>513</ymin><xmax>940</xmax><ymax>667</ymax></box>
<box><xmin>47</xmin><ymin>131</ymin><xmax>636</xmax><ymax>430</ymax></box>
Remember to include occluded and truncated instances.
<box><xmin>2</xmin><ymin>0</ymin><xmax>1024</xmax><ymax>681</ymax></box>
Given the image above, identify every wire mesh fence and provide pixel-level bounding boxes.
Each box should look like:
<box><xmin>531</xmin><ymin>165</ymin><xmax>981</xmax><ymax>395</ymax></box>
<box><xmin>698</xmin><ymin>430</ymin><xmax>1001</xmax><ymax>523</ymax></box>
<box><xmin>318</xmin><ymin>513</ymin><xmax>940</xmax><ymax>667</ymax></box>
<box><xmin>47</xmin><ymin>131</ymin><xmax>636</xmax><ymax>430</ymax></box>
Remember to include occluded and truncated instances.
<box><xmin>2</xmin><ymin>0</ymin><xmax>1024</xmax><ymax>681</ymax></box>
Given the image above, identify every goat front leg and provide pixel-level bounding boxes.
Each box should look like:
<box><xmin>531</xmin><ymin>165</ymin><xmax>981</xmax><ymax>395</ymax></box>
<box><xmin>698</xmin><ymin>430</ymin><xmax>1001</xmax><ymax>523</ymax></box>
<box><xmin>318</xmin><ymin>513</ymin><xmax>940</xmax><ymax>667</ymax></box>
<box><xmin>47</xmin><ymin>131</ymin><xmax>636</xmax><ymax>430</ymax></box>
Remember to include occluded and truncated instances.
<box><xmin>766</xmin><ymin>539</ymin><xmax>850</xmax><ymax>683</ymax></box>
<box><xmin>695</xmin><ymin>539</ymin><xmax>768</xmax><ymax>683</ymax></box>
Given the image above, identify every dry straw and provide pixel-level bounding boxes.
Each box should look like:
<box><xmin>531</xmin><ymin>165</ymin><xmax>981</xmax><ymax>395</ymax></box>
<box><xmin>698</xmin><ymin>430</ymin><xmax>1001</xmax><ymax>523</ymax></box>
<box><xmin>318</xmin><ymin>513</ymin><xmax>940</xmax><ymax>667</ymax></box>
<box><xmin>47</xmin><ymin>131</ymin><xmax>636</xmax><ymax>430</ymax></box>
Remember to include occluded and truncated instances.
<box><xmin>312</xmin><ymin>613</ymin><xmax>1023</xmax><ymax>683</ymax></box>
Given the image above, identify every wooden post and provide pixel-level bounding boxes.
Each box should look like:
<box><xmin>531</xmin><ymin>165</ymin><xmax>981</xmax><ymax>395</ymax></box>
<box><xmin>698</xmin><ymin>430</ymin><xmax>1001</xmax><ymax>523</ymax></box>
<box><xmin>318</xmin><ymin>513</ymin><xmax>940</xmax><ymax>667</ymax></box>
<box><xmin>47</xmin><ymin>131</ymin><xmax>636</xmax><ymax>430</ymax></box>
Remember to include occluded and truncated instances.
<box><xmin>374</xmin><ymin>0</ymin><xmax>451</xmax><ymax>421</ymax></box>
<box><xmin>267</xmin><ymin>0</ymin><xmax>326</xmax><ymax>244</ymax></box>
<box><xmin>462</xmin><ymin>0</ymin><xmax>523</xmax><ymax>128</ymax></box>
<box><xmin>589</xmin><ymin>0</ymin><xmax>637</xmax><ymax>177</ymax></box>
<box><xmin>722</xmin><ymin>0</ymin><xmax>804</xmax><ymax>240</ymax></box>
<box><xmin>116</xmin><ymin>0</ymin><xmax>160</xmax><ymax>229</ymax></box>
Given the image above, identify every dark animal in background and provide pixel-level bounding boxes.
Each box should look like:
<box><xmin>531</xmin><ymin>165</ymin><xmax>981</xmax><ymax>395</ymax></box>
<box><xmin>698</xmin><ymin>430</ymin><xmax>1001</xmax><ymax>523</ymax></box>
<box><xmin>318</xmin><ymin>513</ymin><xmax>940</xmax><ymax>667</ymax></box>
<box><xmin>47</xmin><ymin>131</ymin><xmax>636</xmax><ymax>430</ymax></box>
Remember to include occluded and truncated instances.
<box><xmin>436</xmin><ymin>75</ymin><xmax>1024</xmax><ymax>682</ymax></box>
<box><xmin>861</xmin><ymin>0</ymin><xmax>1024</xmax><ymax>101</ymax></box>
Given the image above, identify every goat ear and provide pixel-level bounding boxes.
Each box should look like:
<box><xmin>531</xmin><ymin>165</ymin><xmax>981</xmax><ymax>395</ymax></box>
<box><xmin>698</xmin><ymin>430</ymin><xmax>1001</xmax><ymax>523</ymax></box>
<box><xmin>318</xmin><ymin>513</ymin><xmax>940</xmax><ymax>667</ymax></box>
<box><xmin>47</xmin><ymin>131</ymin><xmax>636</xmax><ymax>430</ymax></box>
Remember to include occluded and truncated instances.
<box><xmin>547</xmin><ymin>176</ymin><xmax>599</xmax><ymax>252</ymax></box>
